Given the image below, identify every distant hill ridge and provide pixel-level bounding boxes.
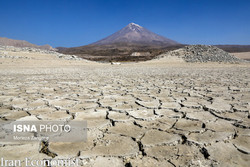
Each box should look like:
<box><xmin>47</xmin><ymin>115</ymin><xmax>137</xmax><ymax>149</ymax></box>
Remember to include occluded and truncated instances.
<box><xmin>215</xmin><ymin>45</ymin><xmax>250</xmax><ymax>53</ymax></box>
<box><xmin>0</xmin><ymin>37</ymin><xmax>55</xmax><ymax>50</ymax></box>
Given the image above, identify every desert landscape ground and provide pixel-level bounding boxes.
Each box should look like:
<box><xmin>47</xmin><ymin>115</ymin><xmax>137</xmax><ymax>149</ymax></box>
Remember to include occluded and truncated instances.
<box><xmin>0</xmin><ymin>46</ymin><xmax>249</xmax><ymax>167</ymax></box>
<box><xmin>234</xmin><ymin>52</ymin><xmax>250</xmax><ymax>61</ymax></box>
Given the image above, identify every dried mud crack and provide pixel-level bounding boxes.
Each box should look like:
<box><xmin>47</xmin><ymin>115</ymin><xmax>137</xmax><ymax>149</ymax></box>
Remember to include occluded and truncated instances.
<box><xmin>39</xmin><ymin>140</ymin><xmax>58</xmax><ymax>158</ymax></box>
<box><xmin>0</xmin><ymin>47</ymin><xmax>249</xmax><ymax>166</ymax></box>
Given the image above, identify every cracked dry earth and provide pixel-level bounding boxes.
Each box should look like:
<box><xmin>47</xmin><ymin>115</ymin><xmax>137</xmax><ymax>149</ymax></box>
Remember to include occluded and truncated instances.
<box><xmin>0</xmin><ymin>51</ymin><xmax>250</xmax><ymax>167</ymax></box>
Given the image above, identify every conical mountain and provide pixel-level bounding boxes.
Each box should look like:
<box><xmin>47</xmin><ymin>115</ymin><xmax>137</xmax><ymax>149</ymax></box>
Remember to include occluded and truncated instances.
<box><xmin>92</xmin><ymin>23</ymin><xmax>178</xmax><ymax>46</ymax></box>
<box><xmin>58</xmin><ymin>23</ymin><xmax>181</xmax><ymax>61</ymax></box>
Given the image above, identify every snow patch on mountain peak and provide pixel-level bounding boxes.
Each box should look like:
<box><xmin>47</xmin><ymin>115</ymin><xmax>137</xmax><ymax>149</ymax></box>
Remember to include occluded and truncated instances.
<box><xmin>129</xmin><ymin>22</ymin><xmax>142</xmax><ymax>27</ymax></box>
<box><xmin>128</xmin><ymin>23</ymin><xmax>142</xmax><ymax>31</ymax></box>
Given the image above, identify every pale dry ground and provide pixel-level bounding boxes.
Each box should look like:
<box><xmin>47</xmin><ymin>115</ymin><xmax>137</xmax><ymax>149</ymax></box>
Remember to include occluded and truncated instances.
<box><xmin>233</xmin><ymin>52</ymin><xmax>250</xmax><ymax>61</ymax></box>
<box><xmin>0</xmin><ymin>51</ymin><xmax>250</xmax><ymax>167</ymax></box>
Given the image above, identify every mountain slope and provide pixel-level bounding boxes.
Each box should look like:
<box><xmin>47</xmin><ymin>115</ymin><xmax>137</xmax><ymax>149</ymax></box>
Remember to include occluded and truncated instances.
<box><xmin>93</xmin><ymin>23</ymin><xmax>179</xmax><ymax>46</ymax></box>
<box><xmin>0</xmin><ymin>37</ymin><xmax>54</xmax><ymax>50</ymax></box>
<box><xmin>59</xmin><ymin>23</ymin><xmax>181</xmax><ymax>61</ymax></box>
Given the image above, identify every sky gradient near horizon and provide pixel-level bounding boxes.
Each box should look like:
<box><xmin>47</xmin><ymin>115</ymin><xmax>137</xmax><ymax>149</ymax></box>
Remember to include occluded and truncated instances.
<box><xmin>0</xmin><ymin>0</ymin><xmax>250</xmax><ymax>47</ymax></box>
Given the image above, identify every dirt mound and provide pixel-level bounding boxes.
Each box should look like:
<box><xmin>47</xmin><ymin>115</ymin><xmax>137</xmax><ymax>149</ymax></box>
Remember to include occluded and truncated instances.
<box><xmin>160</xmin><ymin>45</ymin><xmax>243</xmax><ymax>63</ymax></box>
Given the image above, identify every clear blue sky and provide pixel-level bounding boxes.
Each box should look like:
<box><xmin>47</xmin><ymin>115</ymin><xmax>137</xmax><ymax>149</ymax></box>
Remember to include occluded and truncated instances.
<box><xmin>0</xmin><ymin>0</ymin><xmax>249</xmax><ymax>47</ymax></box>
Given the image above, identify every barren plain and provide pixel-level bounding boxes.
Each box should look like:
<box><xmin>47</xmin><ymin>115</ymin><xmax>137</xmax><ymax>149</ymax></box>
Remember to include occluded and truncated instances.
<box><xmin>0</xmin><ymin>49</ymin><xmax>250</xmax><ymax>167</ymax></box>
<box><xmin>234</xmin><ymin>52</ymin><xmax>250</xmax><ymax>61</ymax></box>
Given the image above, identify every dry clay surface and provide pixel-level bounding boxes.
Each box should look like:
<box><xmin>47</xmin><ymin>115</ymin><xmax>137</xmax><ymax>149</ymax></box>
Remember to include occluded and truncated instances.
<box><xmin>233</xmin><ymin>52</ymin><xmax>250</xmax><ymax>61</ymax></box>
<box><xmin>0</xmin><ymin>50</ymin><xmax>250</xmax><ymax>167</ymax></box>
